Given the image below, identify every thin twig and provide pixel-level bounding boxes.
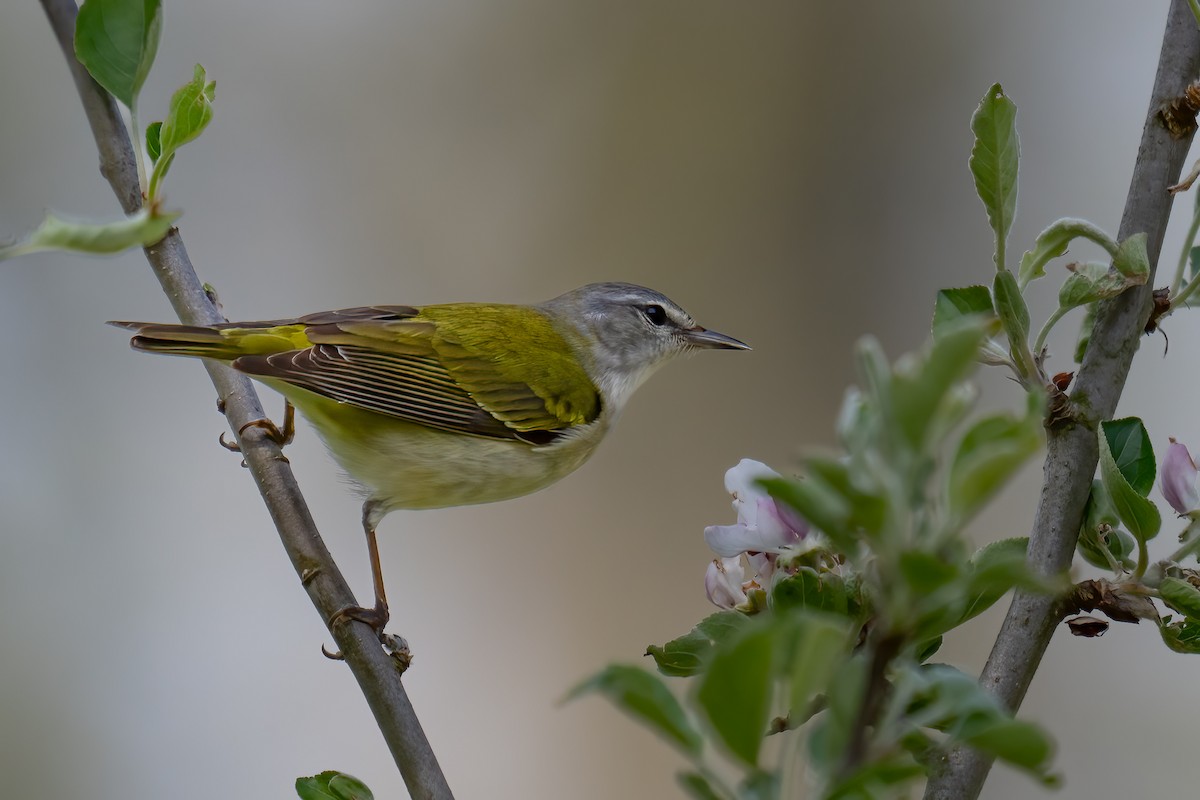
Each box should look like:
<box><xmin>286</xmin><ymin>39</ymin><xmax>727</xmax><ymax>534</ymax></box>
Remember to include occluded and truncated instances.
<box><xmin>924</xmin><ymin>1</ymin><xmax>1200</xmax><ymax>798</ymax></box>
<box><xmin>38</xmin><ymin>1</ymin><xmax>453</xmax><ymax>797</ymax></box>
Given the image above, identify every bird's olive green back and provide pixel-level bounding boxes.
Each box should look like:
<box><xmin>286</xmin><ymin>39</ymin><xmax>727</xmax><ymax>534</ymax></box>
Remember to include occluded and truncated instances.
<box><xmin>223</xmin><ymin>304</ymin><xmax>601</xmax><ymax>443</ymax></box>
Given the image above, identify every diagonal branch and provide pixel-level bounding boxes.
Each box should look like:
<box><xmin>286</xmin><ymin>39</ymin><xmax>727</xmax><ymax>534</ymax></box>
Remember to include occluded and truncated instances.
<box><xmin>924</xmin><ymin>1</ymin><xmax>1200</xmax><ymax>798</ymax></box>
<box><xmin>38</xmin><ymin>1</ymin><xmax>453</xmax><ymax>797</ymax></box>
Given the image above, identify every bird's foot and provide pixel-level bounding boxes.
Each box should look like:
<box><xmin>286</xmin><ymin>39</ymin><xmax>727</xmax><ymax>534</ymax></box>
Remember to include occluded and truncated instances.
<box><xmin>321</xmin><ymin>599</ymin><xmax>393</xmax><ymax>661</ymax></box>
<box><xmin>219</xmin><ymin>402</ymin><xmax>296</xmax><ymax>453</ymax></box>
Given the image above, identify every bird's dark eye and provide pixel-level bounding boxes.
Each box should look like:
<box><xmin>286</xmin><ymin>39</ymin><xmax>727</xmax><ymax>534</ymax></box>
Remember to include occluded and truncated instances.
<box><xmin>643</xmin><ymin>304</ymin><xmax>668</xmax><ymax>326</ymax></box>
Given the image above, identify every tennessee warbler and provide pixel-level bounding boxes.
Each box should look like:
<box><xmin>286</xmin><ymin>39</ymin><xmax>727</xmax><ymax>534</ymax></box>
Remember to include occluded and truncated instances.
<box><xmin>113</xmin><ymin>282</ymin><xmax>748</xmax><ymax>631</ymax></box>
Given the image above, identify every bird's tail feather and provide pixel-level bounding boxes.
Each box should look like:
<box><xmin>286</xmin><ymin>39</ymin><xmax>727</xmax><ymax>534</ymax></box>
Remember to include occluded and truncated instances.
<box><xmin>108</xmin><ymin>320</ymin><xmax>306</xmax><ymax>361</ymax></box>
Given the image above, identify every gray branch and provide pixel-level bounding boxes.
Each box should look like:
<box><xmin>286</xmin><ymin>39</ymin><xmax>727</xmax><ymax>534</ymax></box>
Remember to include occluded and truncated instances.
<box><xmin>924</xmin><ymin>1</ymin><xmax>1200</xmax><ymax>798</ymax></box>
<box><xmin>39</xmin><ymin>1</ymin><xmax>453</xmax><ymax>797</ymax></box>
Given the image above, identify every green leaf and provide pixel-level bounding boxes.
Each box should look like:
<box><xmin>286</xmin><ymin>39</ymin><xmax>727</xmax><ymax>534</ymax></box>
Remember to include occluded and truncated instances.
<box><xmin>1017</xmin><ymin>218</ymin><xmax>1118</xmax><ymax>289</ymax></box>
<box><xmin>962</xmin><ymin>718</ymin><xmax>1055</xmax><ymax>776</ymax></box>
<box><xmin>295</xmin><ymin>772</ymin><xmax>373</xmax><ymax>800</ymax></box>
<box><xmin>993</xmin><ymin>268</ymin><xmax>1033</xmax><ymax>374</ymax></box>
<box><xmin>1074</xmin><ymin>301</ymin><xmax>1097</xmax><ymax>362</ymax></box>
<box><xmin>1098</xmin><ymin>419</ymin><xmax>1160</xmax><ymax>544</ymax></box>
<box><xmin>1159</xmin><ymin>577</ymin><xmax>1200</xmax><ymax>619</ymax></box>
<box><xmin>1159</xmin><ymin>617</ymin><xmax>1200</xmax><ymax>653</ymax></box>
<box><xmin>1112</xmin><ymin>233</ymin><xmax>1150</xmax><ymax>280</ymax></box>
<box><xmin>695</xmin><ymin>622</ymin><xmax>776</xmax><ymax>766</ymax></box>
<box><xmin>74</xmin><ymin>0</ymin><xmax>162</xmax><ymax>108</ymax></box>
<box><xmin>645</xmin><ymin>611</ymin><xmax>749</xmax><ymax>678</ymax></box>
<box><xmin>932</xmin><ymin>286</ymin><xmax>994</xmax><ymax>337</ymax></box>
<box><xmin>771</xmin><ymin>568</ymin><xmax>850</xmax><ymax>615</ymax></box>
<box><xmin>783</xmin><ymin>613</ymin><xmax>853</xmax><ymax>718</ymax></box>
<box><xmin>1103</xmin><ymin>417</ymin><xmax>1157</xmax><ymax>495</ymax></box>
<box><xmin>760</xmin><ymin>476</ymin><xmax>852</xmax><ymax>548</ymax></box>
<box><xmin>970</xmin><ymin>83</ymin><xmax>1019</xmax><ymax>269</ymax></box>
<box><xmin>947</xmin><ymin>398</ymin><xmax>1043</xmax><ymax>525</ymax></box>
<box><xmin>891</xmin><ymin>319</ymin><xmax>987</xmax><ymax>452</ymax></box>
<box><xmin>1058</xmin><ymin>261</ymin><xmax>1141</xmax><ymax>310</ymax></box>
<box><xmin>0</xmin><ymin>208</ymin><xmax>178</xmax><ymax>260</ymax></box>
<box><xmin>148</xmin><ymin>64</ymin><xmax>216</xmax><ymax>200</ymax></box>
<box><xmin>566</xmin><ymin>665</ymin><xmax>702</xmax><ymax>758</ymax></box>
<box><xmin>676</xmin><ymin>772</ymin><xmax>724</xmax><ymax>800</ymax></box>
<box><xmin>958</xmin><ymin>537</ymin><xmax>1036</xmax><ymax>625</ymax></box>
<box><xmin>146</xmin><ymin>120</ymin><xmax>162</xmax><ymax>163</ymax></box>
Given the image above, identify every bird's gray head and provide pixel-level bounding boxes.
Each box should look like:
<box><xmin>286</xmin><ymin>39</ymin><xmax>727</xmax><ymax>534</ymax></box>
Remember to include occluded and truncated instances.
<box><xmin>540</xmin><ymin>282</ymin><xmax>749</xmax><ymax>410</ymax></box>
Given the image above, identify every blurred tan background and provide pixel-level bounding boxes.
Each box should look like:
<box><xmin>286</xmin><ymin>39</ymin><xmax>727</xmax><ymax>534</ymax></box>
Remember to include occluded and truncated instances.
<box><xmin>2</xmin><ymin>1</ymin><xmax>1198</xmax><ymax>798</ymax></box>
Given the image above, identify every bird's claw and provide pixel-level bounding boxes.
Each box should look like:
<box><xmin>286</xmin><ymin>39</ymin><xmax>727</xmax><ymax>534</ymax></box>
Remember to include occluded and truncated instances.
<box><xmin>322</xmin><ymin>599</ymin><xmax>392</xmax><ymax>660</ymax></box>
<box><xmin>218</xmin><ymin>401</ymin><xmax>296</xmax><ymax>453</ymax></box>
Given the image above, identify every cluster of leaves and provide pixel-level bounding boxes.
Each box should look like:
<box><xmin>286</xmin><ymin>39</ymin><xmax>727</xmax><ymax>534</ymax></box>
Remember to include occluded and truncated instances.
<box><xmin>0</xmin><ymin>0</ymin><xmax>213</xmax><ymax>261</ymax></box>
<box><xmin>572</xmin><ymin>313</ymin><xmax>1057</xmax><ymax>798</ymax></box>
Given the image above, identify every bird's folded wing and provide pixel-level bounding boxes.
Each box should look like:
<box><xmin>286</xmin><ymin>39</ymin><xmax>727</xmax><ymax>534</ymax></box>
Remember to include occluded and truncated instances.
<box><xmin>232</xmin><ymin>305</ymin><xmax>600</xmax><ymax>444</ymax></box>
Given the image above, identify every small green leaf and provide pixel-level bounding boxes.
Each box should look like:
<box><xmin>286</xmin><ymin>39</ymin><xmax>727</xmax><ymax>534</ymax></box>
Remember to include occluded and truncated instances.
<box><xmin>1159</xmin><ymin>617</ymin><xmax>1200</xmax><ymax>653</ymax></box>
<box><xmin>676</xmin><ymin>772</ymin><xmax>723</xmax><ymax>800</ymax></box>
<box><xmin>947</xmin><ymin>398</ymin><xmax>1043</xmax><ymax>525</ymax></box>
<box><xmin>933</xmin><ymin>286</ymin><xmax>994</xmax><ymax>337</ymax></box>
<box><xmin>1017</xmin><ymin>218</ymin><xmax>1118</xmax><ymax>289</ymax></box>
<box><xmin>1112</xmin><ymin>233</ymin><xmax>1150</xmax><ymax>280</ymax></box>
<box><xmin>645</xmin><ymin>611</ymin><xmax>748</xmax><ymax>678</ymax></box>
<box><xmin>295</xmin><ymin>771</ymin><xmax>373</xmax><ymax>800</ymax></box>
<box><xmin>1098</xmin><ymin>419</ymin><xmax>1161</xmax><ymax>543</ymax></box>
<box><xmin>0</xmin><ymin>208</ymin><xmax>178</xmax><ymax>260</ymax></box>
<box><xmin>958</xmin><ymin>537</ymin><xmax>1040</xmax><ymax>625</ymax></box>
<box><xmin>760</xmin><ymin>476</ymin><xmax>852</xmax><ymax>548</ymax></box>
<box><xmin>771</xmin><ymin>568</ymin><xmax>850</xmax><ymax>615</ymax></box>
<box><xmin>149</xmin><ymin>64</ymin><xmax>216</xmax><ymax>200</ymax></box>
<box><xmin>993</xmin><ymin>269</ymin><xmax>1034</xmax><ymax>377</ymax></box>
<box><xmin>1077</xmin><ymin>480</ymin><xmax>1136</xmax><ymax>571</ymax></box>
<box><xmin>159</xmin><ymin>64</ymin><xmax>216</xmax><ymax>156</ymax></box>
<box><xmin>1159</xmin><ymin>577</ymin><xmax>1200</xmax><ymax>619</ymax></box>
<box><xmin>146</xmin><ymin>120</ymin><xmax>163</xmax><ymax>163</ymax></box>
<box><xmin>1058</xmin><ymin>261</ymin><xmax>1141</xmax><ymax>310</ymax></box>
<box><xmin>695</xmin><ymin>622</ymin><xmax>776</xmax><ymax>766</ymax></box>
<box><xmin>74</xmin><ymin>0</ymin><xmax>163</xmax><ymax>108</ymax></box>
<box><xmin>970</xmin><ymin>83</ymin><xmax>1019</xmax><ymax>269</ymax></box>
<box><xmin>567</xmin><ymin>665</ymin><xmax>702</xmax><ymax>758</ymax></box>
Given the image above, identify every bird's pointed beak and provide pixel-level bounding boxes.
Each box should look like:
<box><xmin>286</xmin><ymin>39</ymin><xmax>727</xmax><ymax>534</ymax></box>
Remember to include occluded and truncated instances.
<box><xmin>684</xmin><ymin>326</ymin><xmax>752</xmax><ymax>351</ymax></box>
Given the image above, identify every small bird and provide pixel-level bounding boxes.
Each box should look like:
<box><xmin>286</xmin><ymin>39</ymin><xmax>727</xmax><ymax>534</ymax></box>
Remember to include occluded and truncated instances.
<box><xmin>112</xmin><ymin>282</ymin><xmax>748</xmax><ymax>634</ymax></box>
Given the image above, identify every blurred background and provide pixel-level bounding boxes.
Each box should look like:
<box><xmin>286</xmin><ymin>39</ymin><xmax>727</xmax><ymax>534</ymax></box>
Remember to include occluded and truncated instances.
<box><xmin>2</xmin><ymin>1</ymin><xmax>1198</xmax><ymax>797</ymax></box>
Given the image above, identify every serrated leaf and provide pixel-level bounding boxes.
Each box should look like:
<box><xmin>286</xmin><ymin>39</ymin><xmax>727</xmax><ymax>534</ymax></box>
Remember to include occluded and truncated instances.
<box><xmin>567</xmin><ymin>665</ymin><xmax>702</xmax><ymax>758</ymax></box>
<box><xmin>695</xmin><ymin>622</ymin><xmax>776</xmax><ymax>766</ymax></box>
<box><xmin>1159</xmin><ymin>577</ymin><xmax>1200</xmax><ymax>619</ymax></box>
<box><xmin>1159</xmin><ymin>618</ymin><xmax>1200</xmax><ymax>653</ymax></box>
<box><xmin>74</xmin><ymin>0</ymin><xmax>162</xmax><ymax>108</ymax></box>
<box><xmin>962</xmin><ymin>718</ymin><xmax>1055</xmax><ymax>775</ymax></box>
<box><xmin>771</xmin><ymin>568</ymin><xmax>850</xmax><ymax>615</ymax></box>
<box><xmin>932</xmin><ymin>286</ymin><xmax>994</xmax><ymax>338</ymax></box>
<box><xmin>645</xmin><ymin>611</ymin><xmax>748</xmax><ymax>677</ymax></box>
<box><xmin>970</xmin><ymin>83</ymin><xmax>1019</xmax><ymax>269</ymax></box>
<box><xmin>958</xmin><ymin>537</ymin><xmax>1035</xmax><ymax>624</ymax></box>
<box><xmin>146</xmin><ymin>120</ymin><xmax>162</xmax><ymax>163</ymax></box>
<box><xmin>1098</xmin><ymin>419</ymin><xmax>1161</xmax><ymax>543</ymax></box>
<box><xmin>0</xmin><ymin>208</ymin><xmax>178</xmax><ymax>260</ymax></box>
<box><xmin>159</xmin><ymin>64</ymin><xmax>216</xmax><ymax>158</ymax></box>
<box><xmin>1017</xmin><ymin>217</ymin><xmax>1117</xmax><ymax>289</ymax></box>
<box><xmin>1058</xmin><ymin>261</ymin><xmax>1140</xmax><ymax>310</ymax></box>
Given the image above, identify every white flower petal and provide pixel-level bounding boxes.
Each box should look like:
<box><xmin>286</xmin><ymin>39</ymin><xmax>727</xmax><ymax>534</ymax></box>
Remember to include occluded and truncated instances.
<box><xmin>724</xmin><ymin>458</ymin><xmax>781</xmax><ymax>525</ymax></box>
<box><xmin>1161</xmin><ymin>438</ymin><xmax>1200</xmax><ymax>516</ymax></box>
<box><xmin>705</xmin><ymin>557</ymin><xmax>747</xmax><ymax>609</ymax></box>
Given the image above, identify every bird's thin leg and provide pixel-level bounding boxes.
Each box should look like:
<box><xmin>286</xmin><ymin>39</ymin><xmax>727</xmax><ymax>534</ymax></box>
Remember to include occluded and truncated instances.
<box><xmin>220</xmin><ymin>400</ymin><xmax>295</xmax><ymax>452</ymax></box>
<box><xmin>324</xmin><ymin>501</ymin><xmax>392</xmax><ymax>659</ymax></box>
